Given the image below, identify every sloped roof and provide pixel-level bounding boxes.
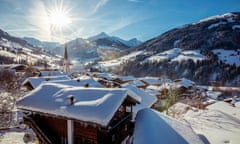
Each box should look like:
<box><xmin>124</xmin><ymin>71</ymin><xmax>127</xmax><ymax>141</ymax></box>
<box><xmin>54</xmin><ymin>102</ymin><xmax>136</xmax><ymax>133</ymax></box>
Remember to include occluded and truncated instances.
<box><xmin>44</xmin><ymin>76</ymin><xmax>103</xmax><ymax>88</ymax></box>
<box><xmin>39</xmin><ymin>71</ymin><xmax>66</xmax><ymax>77</ymax></box>
<box><xmin>123</xmin><ymin>84</ymin><xmax>157</xmax><ymax>114</ymax></box>
<box><xmin>93</xmin><ymin>72</ymin><xmax>117</xmax><ymax>80</ymax></box>
<box><xmin>113</xmin><ymin>75</ymin><xmax>136</xmax><ymax>82</ymax></box>
<box><xmin>17</xmin><ymin>83</ymin><xmax>140</xmax><ymax>126</ymax></box>
<box><xmin>133</xmin><ymin>108</ymin><xmax>204</xmax><ymax>144</ymax></box>
<box><xmin>139</xmin><ymin>77</ymin><xmax>162</xmax><ymax>85</ymax></box>
<box><xmin>173</xmin><ymin>78</ymin><xmax>195</xmax><ymax>88</ymax></box>
<box><xmin>22</xmin><ymin>75</ymin><xmax>70</xmax><ymax>89</ymax></box>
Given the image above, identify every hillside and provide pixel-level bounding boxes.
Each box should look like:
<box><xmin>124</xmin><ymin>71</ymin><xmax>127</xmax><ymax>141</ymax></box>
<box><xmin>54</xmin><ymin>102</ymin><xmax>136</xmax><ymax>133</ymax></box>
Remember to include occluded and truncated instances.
<box><xmin>0</xmin><ymin>29</ymin><xmax>60</xmax><ymax>67</ymax></box>
<box><xmin>96</xmin><ymin>12</ymin><xmax>240</xmax><ymax>86</ymax></box>
<box><xmin>23</xmin><ymin>37</ymin><xmax>60</xmax><ymax>51</ymax></box>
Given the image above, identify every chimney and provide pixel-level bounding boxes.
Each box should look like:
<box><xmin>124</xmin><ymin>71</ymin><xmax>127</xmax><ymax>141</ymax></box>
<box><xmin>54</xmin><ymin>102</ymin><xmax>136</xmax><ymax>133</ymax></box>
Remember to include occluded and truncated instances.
<box><xmin>67</xmin><ymin>95</ymin><xmax>75</xmax><ymax>105</ymax></box>
<box><xmin>84</xmin><ymin>83</ymin><xmax>89</xmax><ymax>88</ymax></box>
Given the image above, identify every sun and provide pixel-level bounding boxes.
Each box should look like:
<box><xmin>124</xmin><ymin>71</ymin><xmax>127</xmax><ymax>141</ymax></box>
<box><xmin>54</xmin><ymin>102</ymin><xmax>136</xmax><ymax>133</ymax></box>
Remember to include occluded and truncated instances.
<box><xmin>48</xmin><ymin>2</ymin><xmax>72</xmax><ymax>32</ymax></box>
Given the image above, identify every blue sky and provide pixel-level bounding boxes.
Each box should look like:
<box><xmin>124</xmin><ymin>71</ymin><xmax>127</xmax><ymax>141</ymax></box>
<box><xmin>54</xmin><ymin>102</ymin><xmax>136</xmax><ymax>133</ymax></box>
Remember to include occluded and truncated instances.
<box><xmin>0</xmin><ymin>0</ymin><xmax>239</xmax><ymax>43</ymax></box>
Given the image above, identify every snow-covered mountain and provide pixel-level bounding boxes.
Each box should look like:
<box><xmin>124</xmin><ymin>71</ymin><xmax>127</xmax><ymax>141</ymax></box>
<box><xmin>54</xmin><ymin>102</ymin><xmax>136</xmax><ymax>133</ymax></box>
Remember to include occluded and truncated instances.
<box><xmin>89</xmin><ymin>32</ymin><xmax>142</xmax><ymax>47</ymax></box>
<box><xmin>0</xmin><ymin>29</ymin><xmax>61</xmax><ymax>67</ymax></box>
<box><xmin>23</xmin><ymin>37</ymin><xmax>60</xmax><ymax>51</ymax></box>
<box><xmin>94</xmin><ymin>12</ymin><xmax>240</xmax><ymax>86</ymax></box>
<box><xmin>53</xmin><ymin>32</ymin><xmax>142</xmax><ymax>61</ymax></box>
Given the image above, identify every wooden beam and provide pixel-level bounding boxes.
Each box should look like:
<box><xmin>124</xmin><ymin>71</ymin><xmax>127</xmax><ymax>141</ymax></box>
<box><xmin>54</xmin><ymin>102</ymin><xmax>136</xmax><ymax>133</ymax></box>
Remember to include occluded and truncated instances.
<box><xmin>67</xmin><ymin>119</ymin><xmax>74</xmax><ymax>144</ymax></box>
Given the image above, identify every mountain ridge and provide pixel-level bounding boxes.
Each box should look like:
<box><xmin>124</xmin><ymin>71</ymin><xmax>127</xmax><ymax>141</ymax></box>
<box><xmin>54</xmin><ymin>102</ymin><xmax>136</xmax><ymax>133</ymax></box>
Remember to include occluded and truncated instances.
<box><xmin>100</xmin><ymin>12</ymin><xmax>240</xmax><ymax>86</ymax></box>
<box><xmin>52</xmin><ymin>32</ymin><xmax>142</xmax><ymax>61</ymax></box>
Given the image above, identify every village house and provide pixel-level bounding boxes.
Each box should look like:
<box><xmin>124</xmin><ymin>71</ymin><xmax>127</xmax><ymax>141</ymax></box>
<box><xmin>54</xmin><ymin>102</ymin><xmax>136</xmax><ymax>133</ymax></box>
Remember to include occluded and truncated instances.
<box><xmin>17</xmin><ymin>83</ymin><xmax>140</xmax><ymax>144</ymax></box>
<box><xmin>22</xmin><ymin>75</ymin><xmax>70</xmax><ymax>90</ymax></box>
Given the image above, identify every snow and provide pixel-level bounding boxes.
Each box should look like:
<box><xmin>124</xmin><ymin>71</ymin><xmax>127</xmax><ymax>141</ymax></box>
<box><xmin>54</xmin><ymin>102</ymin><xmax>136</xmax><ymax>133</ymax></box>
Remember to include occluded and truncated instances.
<box><xmin>93</xmin><ymin>72</ymin><xmax>117</xmax><ymax>80</ymax></box>
<box><xmin>0</xmin><ymin>50</ymin><xmax>16</xmax><ymax>58</ymax></box>
<box><xmin>232</xmin><ymin>25</ymin><xmax>240</xmax><ymax>30</ymax></box>
<box><xmin>171</xmin><ymin>50</ymin><xmax>206</xmax><ymax>63</ymax></box>
<box><xmin>17</xmin><ymin>83</ymin><xmax>140</xmax><ymax>126</ymax></box>
<box><xmin>133</xmin><ymin>108</ymin><xmax>203</xmax><ymax>144</ymax></box>
<box><xmin>212</xmin><ymin>49</ymin><xmax>240</xmax><ymax>66</ymax></box>
<box><xmin>0</xmin><ymin>129</ymin><xmax>35</xmax><ymax>144</ymax></box>
<box><xmin>235</xmin><ymin>102</ymin><xmax>240</xmax><ymax>108</ymax></box>
<box><xmin>122</xmin><ymin>84</ymin><xmax>157</xmax><ymax>115</ymax></box>
<box><xmin>146</xmin><ymin>82</ymin><xmax>172</xmax><ymax>91</ymax></box>
<box><xmin>206</xmin><ymin>90</ymin><xmax>222</xmax><ymax>100</ymax></box>
<box><xmin>124</xmin><ymin>79</ymin><xmax>145</xmax><ymax>87</ymax></box>
<box><xmin>139</xmin><ymin>77</ymin><xmax>163</xmax><ymax>85</ymax></box>
<box><xmin>145</xmin><ymin>78</ymin><xmax>194</xmax><ymax>90</ymax></box>
<box><xmin>112</xmin><ymin>75</ymin><xmax>136</xmax><ymax>82</ymax></box>
<box><xmin>202</xmin><ymin>98</ymin><xmax>217</xmax><ymax>105</ymax></box>
<box><xmin>173</xmin><ymin>39</ymin><xmax>181</xmax><ymax>47</ymax></box>
<box><xmin>39</xmin><ymin>71</ymin><xmax>66</xmax><ymax>77</ymax></box>
<box><xmin>208</xmin><ymin>21</ymin><xmax>227</xmax><ymax>29</ymax></box>
<box><xmin>142</xmin><ymin>49</ymin><xmax>206</xmax><ymax>64</ymax></box>
<box><xmin>173</xmin><ymin>78</ymin><xmax>195</xmax><ymax>88</ymax></box>
<box><xmin>88</xmin><ymin>32</ymin><xmax>109</xmax><ymax>41</ymax></box>
<box><xmin>44</xmin><ymin>78</ymin><xmax>103</xmax><ymax>88</ymax></box>
<box><xmin>184</xmin><ymin>108</ymin><xmax>240</xmax><ymax>144</ymax></box>
<box><xmin>22</xmin><ymin>75</ymin><xmax>70</xmax><ymax>89</ymax></box>
<box><xmin>168</xmin><ymin>102</ymin><xmax>240</xmax><ymax>144</ymax></box>
<box><xmin>143</xmin><ymin>48</ymin><xmax>182</xmax><ymax>63</ymax></box>
<box><xmin>207</xmin><ymin>101</ymin><xmax>240</xmax><ymax>120</ymax></box>
<box><xmin>97</xmin><ymin>50</ymin><xmax>144</xmax><ymax>71</ymax></box>
<box><xmin>197</xmin><ymin>13</ymin><xmax>236</xmax><ymax>23</ymax></box>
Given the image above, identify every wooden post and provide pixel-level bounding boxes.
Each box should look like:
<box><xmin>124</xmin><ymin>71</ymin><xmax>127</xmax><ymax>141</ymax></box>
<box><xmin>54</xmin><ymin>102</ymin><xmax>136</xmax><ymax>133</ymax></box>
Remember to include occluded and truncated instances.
<box><xmin>67</xmin><ymin>119</ymin><xmax>74</xmax><ymax>144</ymax></box>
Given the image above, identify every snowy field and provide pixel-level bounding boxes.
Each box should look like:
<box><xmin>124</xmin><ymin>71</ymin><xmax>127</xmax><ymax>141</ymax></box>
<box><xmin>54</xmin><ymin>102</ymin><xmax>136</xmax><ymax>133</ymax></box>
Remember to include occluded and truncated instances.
<box><xmin>212</xmin><ymin>49</ymin><xmax>240</xmax><ymax>66</ymax></box>
<box><xmin>169</xmin><ymin>102</ymin><xmax>240</xmax><ymax>144</ymax></box>
<box><xmin>0</xmin><ymin>128</ymin><xmax>35</xmax><ymax>144</ymax></box>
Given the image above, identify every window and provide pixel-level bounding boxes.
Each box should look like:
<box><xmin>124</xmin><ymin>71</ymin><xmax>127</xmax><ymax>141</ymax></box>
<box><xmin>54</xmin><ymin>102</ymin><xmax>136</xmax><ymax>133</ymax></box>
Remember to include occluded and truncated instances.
<box><xmin>61</xmin><ymin>136</ymin><xmax>67</xmax><ymax>144</ymax></box>
<box><xmin>112</xmin><ymin>134</ymin><xmax>116</xmax><ymax>142</ymax></box>
<box><xmin>125</xmin><ymin>124</ymin><xmax>128</xmax><ymax>131</ymax></box>
<box><xmin>126</xmin><ymin>106</ymin><xmax>131</xmax><ymax>112</ymax></box>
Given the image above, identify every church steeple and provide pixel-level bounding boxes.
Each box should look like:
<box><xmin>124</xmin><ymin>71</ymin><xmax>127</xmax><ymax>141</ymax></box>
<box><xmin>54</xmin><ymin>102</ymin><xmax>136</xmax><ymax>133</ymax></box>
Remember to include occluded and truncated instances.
<box><xmin>64</xmin><ymin>43</ymin><xmax>68</xmax><ymax>60</ymax></box>
<box><xmin>63</xmin><ymin>42</ymin><xmax>70</xmax><ymax>73</ymax></box>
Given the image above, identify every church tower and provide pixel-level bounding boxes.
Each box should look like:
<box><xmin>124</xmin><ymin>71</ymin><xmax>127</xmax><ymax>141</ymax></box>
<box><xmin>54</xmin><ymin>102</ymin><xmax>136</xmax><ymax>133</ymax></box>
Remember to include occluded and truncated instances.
<box><xmin>63</xmin><ymin>42</ymin><xmax>70</xmax><ymax>73</ymax></box>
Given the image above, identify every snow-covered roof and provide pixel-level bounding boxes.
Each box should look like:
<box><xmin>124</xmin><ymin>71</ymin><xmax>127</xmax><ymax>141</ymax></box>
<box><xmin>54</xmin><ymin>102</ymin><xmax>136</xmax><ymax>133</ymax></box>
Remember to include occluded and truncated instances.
<box><xmin>17</xmin><ymin>83</ymin><xmax>140</xmax><ymax>126</ymax></box>
<box><xmin>173</xmin><ymin>78</ymin><xmax>195</xmax><ymax>88</ymax></box>
<box><xmin>113</xmin><ymin>75</ymin><xmax>136</xmax><ymax>82</ymax></box>
<box><xmin>133</xmin><ymin>108</ymin><xmax>203</xmax><ymax>144</ymax></box>
<box><xmin>22</xmin><ymin>75</ymin><xmax>70</xmax><ymax>89</ymax></box>
<box><xmin>123</xmin><ymin>84</ymin><xmax>157</xmax><ymax>115</ymax></box>
<box><xmin>146</xmin><ymin>82</ymin><xmax>174</xmax><ymax>92</ymax></box>
<box><xmin>123</xmin><ymin>79</ymin><xmax>145</xmax><ymax>87</ymax></box>
<box><xmin>93</xmin><ymin>72</ymin><xmax>117</xmax><ymax>80</ymax></box>
<box><xmin>39</xmin><ymin>71</ymin><xmax>66</xmax><ymax>77</ymax></box>
<box><xmin>139</xmin><ymin>77</ymin><xmax>162</xmax><ymax>85</ymax></box>
<box><xmin>43</xmin><ymin>78</ymin><xmax>103</xmax><ymax>88</ymax></box>
<box><xmin>206</xmin><ymin>90</ymin><xmax>222</xmax><ymax>100</ymax></box>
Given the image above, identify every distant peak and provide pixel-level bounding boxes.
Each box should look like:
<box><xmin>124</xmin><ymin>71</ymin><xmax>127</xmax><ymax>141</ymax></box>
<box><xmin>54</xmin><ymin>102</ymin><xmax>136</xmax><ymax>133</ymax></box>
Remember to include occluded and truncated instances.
<box><xmin>88</xmin><ymin>32</ymin><xmax>110</xmax><ymax>40</ymax></box>
<box><xmin>99</xmin><ymin>32</ymin><xmax>109</xmax><ymax>36</ymax></box>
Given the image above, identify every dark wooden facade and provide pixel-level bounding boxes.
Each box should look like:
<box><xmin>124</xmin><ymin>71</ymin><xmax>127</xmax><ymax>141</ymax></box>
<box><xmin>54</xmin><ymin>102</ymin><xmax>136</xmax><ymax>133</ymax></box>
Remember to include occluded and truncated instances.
<box><xmin>23</xmin><ymin>99</ymin><xmax>135</xmax><ymax>144</ymax></box>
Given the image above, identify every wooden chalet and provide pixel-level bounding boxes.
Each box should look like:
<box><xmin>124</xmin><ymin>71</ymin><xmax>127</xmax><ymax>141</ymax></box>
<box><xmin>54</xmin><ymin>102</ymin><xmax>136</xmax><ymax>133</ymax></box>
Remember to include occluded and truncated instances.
<box><xmin>17</xmin><ymin>83</ymin><xmax>140</xmax><ymax>144</ymax></box>
<box><xmin>22</xmin><ymin>75</ymin><xmax>70</xmax><ymax>90</ymax></box>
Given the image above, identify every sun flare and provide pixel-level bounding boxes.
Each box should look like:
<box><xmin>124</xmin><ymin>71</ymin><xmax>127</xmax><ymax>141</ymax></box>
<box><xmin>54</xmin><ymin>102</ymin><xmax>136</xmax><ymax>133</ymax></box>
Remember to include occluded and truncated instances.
<box><xmin>48</xmin><ymin>2</ymin><xmax>72</xmax><ymax>32</ymax></box>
